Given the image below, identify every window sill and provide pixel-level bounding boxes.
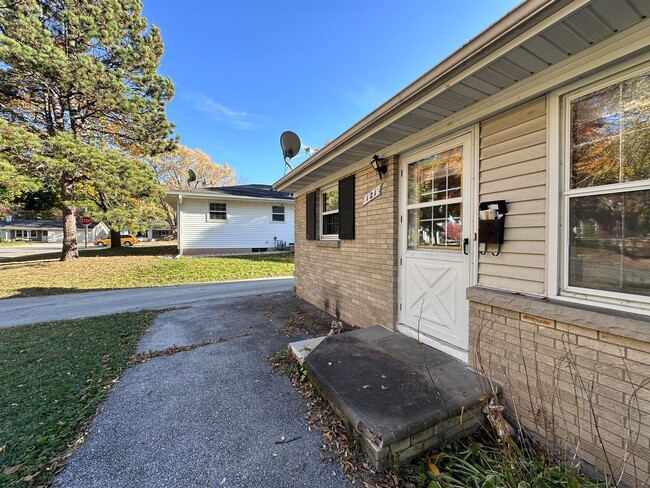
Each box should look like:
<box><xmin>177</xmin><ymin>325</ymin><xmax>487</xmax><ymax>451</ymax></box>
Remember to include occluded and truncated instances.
<box><xmin>315</xmin><ymin>240</ymin><xmax>340</xmax><ymax>248</ymax></box>
<box><xmin>467</xmin><ymin>286</ymin><xmax>650</xmax><ymax>344</ymax></box>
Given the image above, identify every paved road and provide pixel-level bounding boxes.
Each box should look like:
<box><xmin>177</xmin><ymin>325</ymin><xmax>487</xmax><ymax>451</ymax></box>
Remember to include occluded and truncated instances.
<box><xmin>0</xmin><ymin>242</ymin><xmax>107</xmax><ymax>259</ymax></box>
<box><xmin>53</xmin><ymin>292</ymin><xmax>348</xmax><ymax>488</ymax></box>
<box><xmin>0</xmin><ymin>278</ymin><xmax>294</xmax><ymax>328</ymax></box>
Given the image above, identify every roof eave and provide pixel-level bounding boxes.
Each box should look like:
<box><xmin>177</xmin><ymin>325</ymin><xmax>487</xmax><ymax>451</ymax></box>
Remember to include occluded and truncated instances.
<box><xmin>165</xmin><ymin>190</ymin><xmax>294</xmax><ymax>205</ymax></box>
<box><xmin>273</xmin><ymin>0</ymin><xmax>570</xmax><ymax>192</ymax></box>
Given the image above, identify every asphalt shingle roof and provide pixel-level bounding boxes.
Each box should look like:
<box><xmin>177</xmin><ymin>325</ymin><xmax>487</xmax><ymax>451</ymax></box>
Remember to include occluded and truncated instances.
<box><xmin>194</xmin><ymin>184</ymin><xmax>293</xmax><ymax>200</ymax></box>
<box><xmin>0</xmin><ymin>219</ymin><xmax>98</xmax><ymax>230</ymax></box>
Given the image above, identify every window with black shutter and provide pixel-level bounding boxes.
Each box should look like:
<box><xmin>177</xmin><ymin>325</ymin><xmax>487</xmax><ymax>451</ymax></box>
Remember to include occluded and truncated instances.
<box><xmin>338</xmin><ymin>175</ymin><xmax>355</xmax><ymax>240</ymax></box>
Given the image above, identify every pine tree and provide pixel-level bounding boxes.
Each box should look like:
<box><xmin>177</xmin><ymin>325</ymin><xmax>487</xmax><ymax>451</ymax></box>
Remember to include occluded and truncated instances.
<box><xmin>0</xmin><ymin>0</ymin><xmax>175</xmax><ymax>260</ymax></box>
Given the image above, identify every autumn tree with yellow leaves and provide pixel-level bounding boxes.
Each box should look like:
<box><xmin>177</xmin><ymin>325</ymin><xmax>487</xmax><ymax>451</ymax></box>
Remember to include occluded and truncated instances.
<box><xmin>148</xmin><ymin>145</ymin><xmax>236</xmax><ymax>234</ymax></box>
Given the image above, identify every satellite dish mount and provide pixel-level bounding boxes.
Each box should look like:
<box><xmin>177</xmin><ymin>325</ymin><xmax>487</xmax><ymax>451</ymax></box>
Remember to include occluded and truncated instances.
<box><xmin>280</xmin><ymin>131</ymin><xmax>301</xmax><ymax>174</ymax></box>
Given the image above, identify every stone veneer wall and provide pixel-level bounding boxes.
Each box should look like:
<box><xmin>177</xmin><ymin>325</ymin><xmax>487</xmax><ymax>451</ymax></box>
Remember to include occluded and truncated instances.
<box><xmin>467</xmin><ymin>287</ymin><xmax>650</xmax><ymax>488</ymax></box>
<box><xmin>294</xmin><ymin>157</ymin><xmax>399</xmax><ymax>328</ymax></box>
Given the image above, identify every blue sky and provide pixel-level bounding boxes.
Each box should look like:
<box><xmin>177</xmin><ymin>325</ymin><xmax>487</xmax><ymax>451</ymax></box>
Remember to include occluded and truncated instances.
<box><xmin>141</xmin><ymin>1</ymin><xmax>522</xmax><ymax>185</ymax></box>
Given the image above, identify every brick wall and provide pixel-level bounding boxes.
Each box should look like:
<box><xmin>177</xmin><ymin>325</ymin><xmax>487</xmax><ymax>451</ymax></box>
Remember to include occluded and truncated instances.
<box><xmin>467</xmin><ymin>287</ymin><xmax>650</xmax><ymax>487</ymax></box>
<box><xmin>294</xmin><ymin>157</ymin><xmax>399</xmax><ymax>328</ymax></box>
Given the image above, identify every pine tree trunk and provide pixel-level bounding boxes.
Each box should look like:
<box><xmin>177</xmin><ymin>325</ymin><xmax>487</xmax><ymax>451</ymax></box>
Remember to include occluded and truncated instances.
<box><xmin>110</xmin><ymin>229</ymin><xmax>122</xmax><ymax>247</ymax></box>
<box><xmin>60</xmin><ymin>181</ymin><xmax>79</xmax><ymax>261</ymax></box>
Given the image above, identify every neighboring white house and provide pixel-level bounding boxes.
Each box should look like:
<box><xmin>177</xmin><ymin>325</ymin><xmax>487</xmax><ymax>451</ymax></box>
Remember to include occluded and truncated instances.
<box><xmin>165</xmin><ymin>184</ymin><xmax>294</xmax><ymax>255</ymax></box>
<box><xmin>0</xmin><ymin>218</ymin><xmax>109</xmax><ymax>243</ymax></box>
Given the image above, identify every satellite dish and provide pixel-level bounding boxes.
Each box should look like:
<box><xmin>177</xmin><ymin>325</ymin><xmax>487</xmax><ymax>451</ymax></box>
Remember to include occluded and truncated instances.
<box><xmin>188</xmin><ymin>168</ymin><xmax>197</xmax><ymax>184</ymax></box>
<box><xmin>280</xmin><ymin>131</ymin><xmax>301</xmax><ymax>173</ymax></box>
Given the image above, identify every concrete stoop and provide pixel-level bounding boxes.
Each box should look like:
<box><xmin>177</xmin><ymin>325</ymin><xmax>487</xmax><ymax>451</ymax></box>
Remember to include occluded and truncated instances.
<box><xmin>294</xmin><ymin>325</ymin><xmax>493</xmax><ymax>469</ymax></box>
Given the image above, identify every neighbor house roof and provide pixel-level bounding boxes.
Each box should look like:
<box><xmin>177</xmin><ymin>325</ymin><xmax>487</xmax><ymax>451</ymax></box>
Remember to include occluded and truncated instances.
<box><xmin>165</xmin><ymin>184</ymin><xmax>294</xmax><ymax>206</ymax></box>
<box><xmin>274</xmin><ymin>0</ymin><xmax>649</xmax><ymax>193</ymax></box>
<box><xmin>0</xmin><ymin>219</ymin><xmax>98</xmax><ymax>230</ymax></box>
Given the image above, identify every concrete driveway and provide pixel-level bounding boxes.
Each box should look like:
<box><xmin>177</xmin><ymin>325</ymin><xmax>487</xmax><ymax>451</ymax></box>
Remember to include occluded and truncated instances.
<box><xmin>0</xmin><ymin>278</ymin><xmax>294</xmax><ymax>328</ymax></box>
<box><xmin>53</xmin><ymin>291</ymin><xmax>348</xmax><ymax>488</ymax></box>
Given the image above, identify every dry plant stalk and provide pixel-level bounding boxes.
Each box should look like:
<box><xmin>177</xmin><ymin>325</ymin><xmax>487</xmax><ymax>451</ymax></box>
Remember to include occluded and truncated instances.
<box><xmin>470</xmin><ymin>299</ymin><xmax>650</xmax><ymax>487</ymax></box>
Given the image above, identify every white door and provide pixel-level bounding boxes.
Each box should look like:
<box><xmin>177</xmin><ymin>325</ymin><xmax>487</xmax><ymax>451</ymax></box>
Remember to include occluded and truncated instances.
<box><xmin>398</xmin><ymin>132</ymin><xmax>474</xmax><ymax>360</ymax></box>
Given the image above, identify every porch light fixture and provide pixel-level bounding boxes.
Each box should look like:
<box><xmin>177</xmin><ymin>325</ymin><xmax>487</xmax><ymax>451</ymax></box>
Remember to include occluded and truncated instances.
<box><xmin>370</xmin><ymin>155</ymin><xmax>387</xmax><ymax>179</ymax></box>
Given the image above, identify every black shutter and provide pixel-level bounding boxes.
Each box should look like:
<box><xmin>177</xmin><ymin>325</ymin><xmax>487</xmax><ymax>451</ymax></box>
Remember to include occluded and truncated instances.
<box><xmin>306</xmin><ymin>191</ymin><xmax>316</xmax><ymax>240</ymax></box>
<box><xmin>338</xmin><ymin>175</ymin><xmax>355</xmax><ymax>240</ymax></box>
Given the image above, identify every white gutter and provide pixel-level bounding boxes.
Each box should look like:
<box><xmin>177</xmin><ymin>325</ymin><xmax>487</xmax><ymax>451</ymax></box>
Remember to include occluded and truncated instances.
<box><xmin>176</xmin><ymin>194</ymin><xmax>183</xmax><ymax>257</ymax></box>
<box><xmin>274</xmin><ymin>0</ymin><xmax>569</xmax><ymax>191</ymax></box>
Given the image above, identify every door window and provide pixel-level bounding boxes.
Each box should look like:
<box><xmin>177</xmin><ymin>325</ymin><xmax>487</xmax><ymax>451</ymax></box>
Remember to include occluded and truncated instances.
<box><xmin>407</xmin><ymin>146</ymin><xmax>463</xmax><ymax>250</ymax></box>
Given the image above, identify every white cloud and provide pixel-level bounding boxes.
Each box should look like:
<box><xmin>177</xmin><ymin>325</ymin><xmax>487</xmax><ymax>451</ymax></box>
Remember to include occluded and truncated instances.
<box><xmin>183</xmin><ymin>92</ymin><xmax>263</xmax><ymax>130</ymax></box>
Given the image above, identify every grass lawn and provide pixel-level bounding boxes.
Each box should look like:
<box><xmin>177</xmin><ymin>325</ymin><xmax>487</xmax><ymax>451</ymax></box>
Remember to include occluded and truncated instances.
<box><xmin>0</xmin><ymin>311</ymin><xmax>159</xmax><ymax>486</ymax></box>
<box><xmin>0</xmin><ymin>246</ymin><xmax>294</xmax><ymax>298</ymax></box>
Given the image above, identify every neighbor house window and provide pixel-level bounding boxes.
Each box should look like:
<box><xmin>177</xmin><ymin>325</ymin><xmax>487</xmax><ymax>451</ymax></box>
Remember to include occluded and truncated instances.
<box><xmin>16</xmin><ymin>230</ymin><xmax>37</xmax><ymax>239</ymax></box>
<box><xmin>564</xmin><ymin>68</ymin><xmax>650</xmax><ymax>299</ymax></box>
<box><xmin>321</xmin><ymin>186</ymin><xmax>339</xmax><ymax>237</ymax></box>
<box><xmin>208</xmin><ymin>202</ymin><xmax>227</xmax><ymax>220</ymax></box>
<box><xmin>271</xmin><ymin>205</ymin><xmax>285</xmax><ymax>222</ymax></box>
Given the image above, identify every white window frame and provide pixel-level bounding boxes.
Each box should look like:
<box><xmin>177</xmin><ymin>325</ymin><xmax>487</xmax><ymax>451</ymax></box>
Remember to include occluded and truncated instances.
<box><xmin>320</xmin><ymin>184</ymin><xmax>339</xmax><ymax>240</ymax></box>
<box><xmin>208</xmin><ymin>202</ymin><xmax>227</xmax><ymax>221</ymax></box>
<box><xmin>549</xmin><ymin>60</ymin><xmax>650</xmax><ymax>314</ymax></box>
<box><xmin>271</xmin><ymin>205</ymin><xmax>285</xmax><ymax>223</ymax></box>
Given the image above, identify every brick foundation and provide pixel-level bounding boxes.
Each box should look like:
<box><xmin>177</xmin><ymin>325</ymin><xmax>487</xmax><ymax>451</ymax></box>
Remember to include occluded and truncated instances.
<box><xmin>467</xmin><ymin>287</ymin><xmax>650</xmax><ymax>487</ymax></box>
<box><xmin>364</xmin><ymin>404</ymin><xmax>485</xmax><ymax>469</ymax></box>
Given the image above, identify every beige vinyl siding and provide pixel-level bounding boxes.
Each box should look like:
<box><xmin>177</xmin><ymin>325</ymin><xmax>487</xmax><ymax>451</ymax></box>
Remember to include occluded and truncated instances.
<box><xmin>477</xmin><ymin>97</ymin><xmax>547</xmax><ymax>295</ymax></box>
<box><xmin>180</xmin><ymin>197</ymin><xmax>294</xmax><ymax>250</ymax></box>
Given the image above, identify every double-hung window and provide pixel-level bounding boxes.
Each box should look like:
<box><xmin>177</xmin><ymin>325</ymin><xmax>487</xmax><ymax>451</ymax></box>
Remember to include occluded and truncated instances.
<box><xmin>321</xmin><ymin>186</ymin><xmax>339</xmax><ymax>238</ymax></box>
<box><xmin>208</xmin><ymin>202</ymin><xmax>227</xmax><ymax>220</ymax></box>
<box><xmin>272</xmin><ymin>205</ymin><xmax>285</xmax><ymax>222</ymax></box>
<box><xmin>563</xmin><ymin>68</ymin><xmax>650</xmax><ymax>302</ymax></box>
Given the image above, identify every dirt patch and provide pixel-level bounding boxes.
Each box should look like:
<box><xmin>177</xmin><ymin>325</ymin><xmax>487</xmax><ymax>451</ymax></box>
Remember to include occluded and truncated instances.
<box><xmin>264</xmin><ymin>294</ymin><xmax>353</xmax><ymax>338</ymax></box>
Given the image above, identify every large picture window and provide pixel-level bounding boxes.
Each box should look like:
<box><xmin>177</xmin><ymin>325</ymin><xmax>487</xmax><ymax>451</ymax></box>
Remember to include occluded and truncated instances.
<box><xmin>564</xmin><ymin>69</ymin><xmax>650</xmax><ymax>299</ymax></box>
<box><xmin>321</xmin><ymin>186</ymin><xmax>339</xmax><ymax>237</ymax></box>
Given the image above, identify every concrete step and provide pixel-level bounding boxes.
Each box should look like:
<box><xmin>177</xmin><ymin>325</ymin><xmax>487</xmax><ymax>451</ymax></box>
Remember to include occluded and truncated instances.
<box><xmin>294</xmin><ymin>325</ymin><xmax>493</xmax><ymax>468</ymax></box>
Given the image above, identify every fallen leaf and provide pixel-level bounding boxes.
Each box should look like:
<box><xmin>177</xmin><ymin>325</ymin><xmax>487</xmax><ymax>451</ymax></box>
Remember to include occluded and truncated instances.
<box><xmin>427</xmin><ymin>462</ymin><xmax>440</xmax><ymax>476</ymax></box>
<box><xmin>4</xmin><ymin>465</ymin><xmax>21</xmax><ymax>475</ymax></box>
<box><xmin>21</xmin><ymin>472</ymin><xmax>39</xmax><ymax>482</ymax></box>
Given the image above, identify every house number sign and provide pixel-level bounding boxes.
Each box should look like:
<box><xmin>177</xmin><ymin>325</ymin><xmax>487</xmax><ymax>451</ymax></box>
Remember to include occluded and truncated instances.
<box><xmin>362</xmin><ymin>184</ymin><xmax>382</xmax><ymax>206</ymax></box>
